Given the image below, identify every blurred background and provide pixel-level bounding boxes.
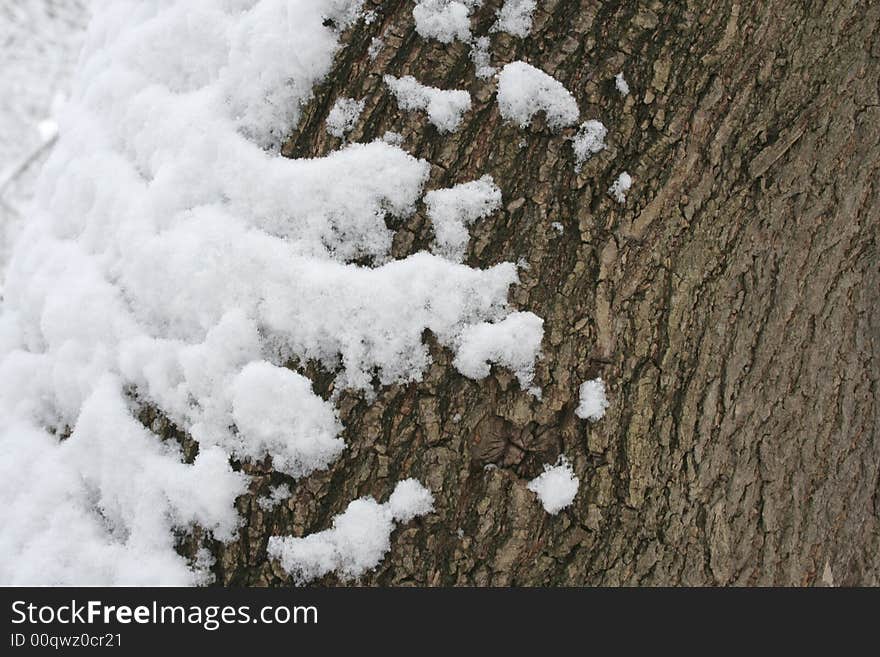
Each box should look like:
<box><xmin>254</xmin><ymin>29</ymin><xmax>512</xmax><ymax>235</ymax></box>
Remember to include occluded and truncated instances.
<box><xmin>0</xmin><ymin>0</ymin><xmax>89</xmax><ymax>279</ymax></box>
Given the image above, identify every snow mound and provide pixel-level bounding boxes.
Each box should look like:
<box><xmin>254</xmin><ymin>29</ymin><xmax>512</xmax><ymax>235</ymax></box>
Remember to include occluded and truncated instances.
<box><xmin>0</xmin><ymin>0</ymin><xmax>542</xmax><ymax>584</ymax></box>
<box><xmin>267</xmin><ymin>478</ymin><xmax>434</xmax><ymax>583</ymax></box>
<box><xmin>576</xmin><ymin>377</ymin><xmax>609</xmax><ymax>421</ymax></box>
<box><xmin>496</xmin><ymin>61</ymin><xmax>579</xmax><ymax>129</ymax></box>
<box><xmin>425</xmin><ymin>175</ymin><xmax>502</xmax><ymax>261</ymax></box>
<box><xmin>528</xmin><ymin>456</ymin><xmax>579</xmax><ymax>515</ymax></box>
<box><xmin>385</xmin><ymin>74</ymin><xmax>472</xmax><ymax>133</ymax></box>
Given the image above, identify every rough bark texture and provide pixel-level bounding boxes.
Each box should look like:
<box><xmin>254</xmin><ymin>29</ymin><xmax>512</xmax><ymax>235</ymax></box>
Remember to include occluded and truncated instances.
<box><xmin>181</xmin><ymin>0</ymin><xmax>879</xmax><ymax>585</ymax></box>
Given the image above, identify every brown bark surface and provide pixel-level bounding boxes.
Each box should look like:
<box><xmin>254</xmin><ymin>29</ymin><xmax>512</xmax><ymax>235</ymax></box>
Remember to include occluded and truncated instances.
<box><xmin>184</xmin><ymin>0</ymin><xmax>879</xmax><ymax>585</ymax></box>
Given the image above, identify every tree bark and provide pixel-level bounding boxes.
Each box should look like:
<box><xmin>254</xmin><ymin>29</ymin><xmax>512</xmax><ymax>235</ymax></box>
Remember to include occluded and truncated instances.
<box><xmin>186</xmin><ymin>0</ymin><xmax>880</xmax><ymax>586</ymax></box>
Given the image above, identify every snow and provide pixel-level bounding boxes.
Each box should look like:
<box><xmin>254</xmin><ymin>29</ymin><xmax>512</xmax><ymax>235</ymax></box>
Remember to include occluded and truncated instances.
<box><xmin>528</xmin><ymin>456</ymin><xmax>579</xmax><ymax>514</ymax></box>
<box><xmin>608</xmin><ymin>171</ymin><xmax>632</xmax><ymax>203</ymax></box>
<box><xmin>385</xmin><ymin>74</ymin><xmax>472</xmax><ymax>133</ymax></box>
<box><xmin>0</xmin><ymin>1</ymin><xmax>90</xmax><ymax>286</ymax></box>
<box><xmin>454</xmin><ymin>311</ymin><xmax>544</xmax><ymax>389</ymax></box>
<box><xmin>572</xmin><ymin>120</ymin><xmax>607</xmax><ymax>170</ymax></box>
<box><xmin>368</xmin><ymin>36</ymin><xmax>384</xmax><ymax>60</ymax></box>
<box><xmin>576</xmin><ymin>377</ymin><xmax>608</xmax><ymax>421</ymax></box>
<box><xmin>496</xmin><ymin>61</ymin><xmax>580</xmax><ymax>129</ymax></box>
<box><xmin>470</xmin><ymin>36</ymin><xmax>497</xmax><ymax>79</ymax></box>
<box><xmin>412</xmin><ymin>0</ymin><xmax>472</xmax><ymax>43</ymax></box>
<box><xmin>267</xmin><ymin>478</ymin><xmax>434</xmax><ymax>583</ymax></box>
<box><xmin>615</xmin><ymin>72</ymin><xmax>630</xmax><ymax>96</ymax></box>
<box><xmin>258</xmin><ymin>483</ymin><xmax>292</xmax><ymax>511</ymax></box>
<box><xmin>325</xmin><ymin>96</ymin><xmax>365</xmax><ymax>138</ymax></box>
<box><xmin>0</xmin><ymin>0</ymin><xmax>543</xmax><ymax>585</ymax></box>
<box><xmin>425</xmin><ymin>175</ymin><xmax>502</xmax><ymax>261</ymax></box>
<box><xmin>492</xmin><ymin>0</ymin><xmax>536</xmax><ymax>38</ymax></box>
<box><xmin>231</xmin><ymin>361</ymin><xmax>345</xmax><ymax>477</ymax></box>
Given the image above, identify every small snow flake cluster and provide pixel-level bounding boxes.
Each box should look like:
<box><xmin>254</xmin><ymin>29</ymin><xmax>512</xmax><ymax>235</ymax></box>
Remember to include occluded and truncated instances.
<box><xmin>470</xmin><ymin>36</ymin><xmax>497</xmax><ymax>79</ymax></box>
<box><xmin>609</xmin><ymin>171</ymin><xmax>633</xmax><ymax>204</ymax></box>
<box><xmin>572</xmin><ymin>120</ymin><xmax>608</xmax><ymax>170</ymax></box>
<box><xmin>384</xmin><ymin>74</ymin><xmax>472</xmax><ymax>133</ymax></box>
<box><xmin>528</xmin><ymin>457</ymin><xmax>579</xmax><ymax>514</ymax></box>
<box><xmin>267</xmin><ymin>479</ymin><xmax>434</xmax><ymax>583</ymax></box>
<box><xmin>325</xmin><ymin>96</ymin><xmax>365</xmax><ymax>138</ymax></box>
<box><xmin>576</xmin><ymin>378</ymin><xmax>609</xmax><ymax>421</ymax></box>
<box><xmin>492</xmin><ymin>0</ymin><xmax>537</xmax><ymax>38</ymax></box>
<box><xmin>615</xmin><ymin>71</ymin><xmax>630</xmax><ymax>96</ymax></box>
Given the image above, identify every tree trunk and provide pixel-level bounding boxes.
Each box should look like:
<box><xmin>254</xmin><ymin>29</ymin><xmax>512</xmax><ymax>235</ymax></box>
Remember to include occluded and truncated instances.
<box><xmin>191</xmin><ymin>0</ymin><xmax>879</xmax><ymax>586</ymax></box>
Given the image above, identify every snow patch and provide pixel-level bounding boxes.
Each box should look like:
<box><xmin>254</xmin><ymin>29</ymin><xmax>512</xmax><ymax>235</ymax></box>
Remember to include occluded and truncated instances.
<box><xmin>608</xmin><ymin>171</ymin><xmax>632</xmax><ymax>204</ymax></box>
<box><xmin>528</xmin><ymin>456</ymin><xmax>579</xmax><ymax>515</ymax></box>
<box><xmin>572</xmin><ymin>120</ymin><xmax>607</xmax><ymax>170</ymax></box>
<box><xmin>470</xmin><ymin>36</ymin><xmax>497</xmax><ymax>79</ymax></box>
<box><xmin>412</xmin><ymin>0</ymin><xmax>473</xmax><ymax>43</ymax></box>
<box><xmin>615</xmin><ymin>71</ymin><xmax>630</xmax><ymax>96</ymax></box>
<box><xmin>454</xmin><ymin>311</ymin><xmax>544</xmax><ymax>389</ymax></box>
<box><xmin>496</xmin><ymin>61</ymin><xmax>579</xmax><ymax>129</ymax></box>
<box><xmin>385</xmin><ymin>74</ymin><xmax>471</xmax><ymax>133</ymax></box>
<box><xmin>492</xmin><ymin>0</ymin><xmax>536</xmax><ymax>37</ymax></box>
<box><xmin>325</xmin><ymin>96</ymin><xmax>365</xmax><ymax>138</ymax></box>
<box><xmin>576</xmin><ymin>377</ymin><xmax>608</xmax><ymax>421</ymax></box>
<box><xmin>425</xmin><ymin>175</ymin><xmax>502</xmax><ymax>261</ymax></box>
<box><xmin>258</xmin><ymin>483</ymin><xmax>292</xmax><ymax>511</ymax></box>
<box><xmin>267</xmin><ymin>478</ymin><xmax>434</xmax><ymax>583</ymax></box>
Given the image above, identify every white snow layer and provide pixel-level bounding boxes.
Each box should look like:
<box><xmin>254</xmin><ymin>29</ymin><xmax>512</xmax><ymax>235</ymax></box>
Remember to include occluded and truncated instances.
<box><xmin>576</xmin><ymin>378</ymin><xmax>608</xmax><ymax>421</ymax></box>
<box><xmin>267</xmin><ymin>478</ymin><xmax>434</xmax><ymax>583</ymax></box>
<box><xmin>572</xmin><ymin>120</ymin><xmax>607</xmax><ymax>169</ymax></box>
<box><xmin>325</xmin><ymin>96</ymin><xmax>365</xmax><ymax>137</ymax></box>
<box><xmin>412</xmin><ymin>0</ymin><xmax>473</xmax><ymax>43</ymax></box>
<box><xmin>0</xmin><ymin>0</ymin><xmax>543</xmax><ymax>584</ymax></box>
<box><xmin>425</xmin><ymin>175</ymin><xmax>502</xmax><ymax>261</ymax></box>
<box><xmin>454</xmin><ymin>311</ymin><xmax>544</xmax><ymax>389</ymax></box>
<box><xmin>609</xmin><ymin>171</ymin><xmax>632</xmax><ymax>203</ymax></box>
<box><xmin>496</xmin><ymin>61</ymin><xmax>579</xmax><ymax>129</ymax></box>
<box><xmin>528</xmin><ymin>457</ymin><xmax>579</xmax><ymax>515</ymax></box>
<box><xmin>492</xmin><ymin>0</ymin><xmax>536</xmax><ymax>37</ymax></box>
<box><xmin>385</xmin><ymin>74</ymin><xmax>472</xmax><ymax>133</ymax></box>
